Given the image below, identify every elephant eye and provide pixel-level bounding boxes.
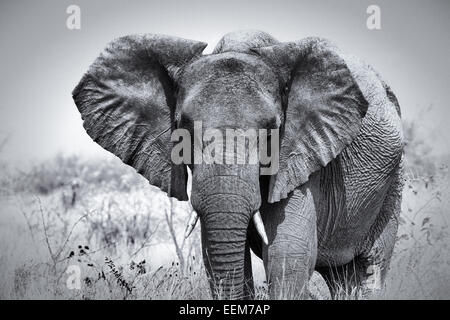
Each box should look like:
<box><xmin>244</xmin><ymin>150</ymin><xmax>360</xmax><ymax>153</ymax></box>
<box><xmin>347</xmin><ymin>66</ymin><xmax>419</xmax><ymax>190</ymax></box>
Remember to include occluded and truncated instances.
<box><xmin>178</xmin><ymin>111</ymin><xmax>193</xmax><ymax>130</ymax></box>
<box><xmin>261</xmin><ymin>117</ymin><xmax>279</xmax><ymax>131</ymax></box>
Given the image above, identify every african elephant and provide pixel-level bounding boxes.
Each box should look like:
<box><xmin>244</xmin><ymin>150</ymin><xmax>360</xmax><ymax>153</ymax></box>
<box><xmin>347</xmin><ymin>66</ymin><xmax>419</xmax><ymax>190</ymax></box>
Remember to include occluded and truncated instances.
<box><xmin>72</xmin><ymin>30</ymin><xmax>403</xmax><ymax>300</ymax></box>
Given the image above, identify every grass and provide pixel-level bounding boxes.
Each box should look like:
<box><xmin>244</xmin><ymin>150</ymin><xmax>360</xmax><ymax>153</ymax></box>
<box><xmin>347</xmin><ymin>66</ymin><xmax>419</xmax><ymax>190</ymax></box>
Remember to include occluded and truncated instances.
<box><xmin>0</xmin><ymin>153</ymin><xmax>449</xmax><ymax>299</ymax></box>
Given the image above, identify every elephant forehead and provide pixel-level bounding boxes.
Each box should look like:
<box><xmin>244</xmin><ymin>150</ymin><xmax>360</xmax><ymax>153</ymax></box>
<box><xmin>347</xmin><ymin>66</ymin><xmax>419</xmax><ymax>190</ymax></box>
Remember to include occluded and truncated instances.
<box><xmin>176</xmin><ymin>53</ymin><xmax>282</xmax><ymax>128</ymax></box>
<box><xmin>180</xmin><ymin>87</ymin><xmax>280</xmax><ymax>130</ymax></box>
<box><xmin>181</xmin><ymin>53</ymin><xmax>280</xmax><ymax>104</ymax></box>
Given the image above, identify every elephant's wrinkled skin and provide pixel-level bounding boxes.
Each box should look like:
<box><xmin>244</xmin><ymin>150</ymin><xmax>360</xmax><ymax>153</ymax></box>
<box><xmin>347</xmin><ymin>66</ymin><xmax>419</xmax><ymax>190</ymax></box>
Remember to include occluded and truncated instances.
<box><xmin>72</xmin><ymin>30</ymin><xmax>403</xmax><ymax>299</ymax></box>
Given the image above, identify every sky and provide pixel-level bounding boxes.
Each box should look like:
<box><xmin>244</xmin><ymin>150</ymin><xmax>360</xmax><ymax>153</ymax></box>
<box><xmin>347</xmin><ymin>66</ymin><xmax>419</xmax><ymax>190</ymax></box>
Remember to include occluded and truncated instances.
<box><xmin>0</xmin><ymin>0</ymin><xmax>449</xmax><ymax>165</ymax></box>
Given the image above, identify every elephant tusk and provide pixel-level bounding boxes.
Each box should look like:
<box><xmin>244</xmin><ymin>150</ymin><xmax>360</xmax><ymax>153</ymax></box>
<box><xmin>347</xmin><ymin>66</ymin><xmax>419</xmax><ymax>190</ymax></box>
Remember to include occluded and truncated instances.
<box><xmin>184</xmin><ymin>211</ymin><xmax>199</xmax><ymax>238</ymax></box>
<box><xmin>253</xmin><ymin>211</ymin><xmax>268</xmax><ymax>245</ymax></box>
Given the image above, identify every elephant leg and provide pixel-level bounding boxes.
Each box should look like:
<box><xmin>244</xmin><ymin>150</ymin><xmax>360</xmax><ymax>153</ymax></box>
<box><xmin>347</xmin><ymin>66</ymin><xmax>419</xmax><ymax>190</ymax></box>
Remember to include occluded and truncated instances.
<box><xmin>317</xmin><ymin>216</ymin><xmax>397</xmax><ymax>300</ymax></box>
<box><xmin>243</xmin><ymin>240</ymin><xmax>255</xmax><ymax>299</ymax></box>
<box><xmin>357</xmin><ymin>165</ymin><xmax>402</xmax><ymax>298</ymax></box>
<box><xmin>317</xmin><ymin>163</ymin><xmax>402</xmax><ymax>299</ymax></box>
<box><xmin>262</xmin><ymin>185</ymin><xmax>318</xmax><ymax>299</ymax></box>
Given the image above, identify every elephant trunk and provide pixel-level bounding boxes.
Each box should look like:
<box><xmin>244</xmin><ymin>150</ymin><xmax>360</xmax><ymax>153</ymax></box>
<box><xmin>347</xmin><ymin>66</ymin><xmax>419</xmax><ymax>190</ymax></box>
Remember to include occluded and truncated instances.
<box><xmin>201</xmin><ymin>213</ymin><xmax>248</xmax><ymax>299</ymax></box>
<box><xmin>191</xmin><ymin>168</ymin><xmax>261</xmax><ymax>300</ymax></box>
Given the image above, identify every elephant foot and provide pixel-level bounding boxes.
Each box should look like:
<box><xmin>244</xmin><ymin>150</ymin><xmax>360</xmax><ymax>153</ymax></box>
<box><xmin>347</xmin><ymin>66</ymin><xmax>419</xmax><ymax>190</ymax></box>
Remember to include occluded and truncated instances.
<box><xmin>316</xmin><ymin>258</ymin><xmax>385</xmax><ymax>300</ymax></box>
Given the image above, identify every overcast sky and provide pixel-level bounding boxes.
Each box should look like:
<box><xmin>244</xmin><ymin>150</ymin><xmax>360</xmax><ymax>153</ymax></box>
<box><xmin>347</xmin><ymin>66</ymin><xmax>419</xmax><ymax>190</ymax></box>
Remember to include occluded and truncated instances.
<box><xmin>0</xmin><ymin>0</ymin><xmax>449</xmax><ymax>165</ymax></box>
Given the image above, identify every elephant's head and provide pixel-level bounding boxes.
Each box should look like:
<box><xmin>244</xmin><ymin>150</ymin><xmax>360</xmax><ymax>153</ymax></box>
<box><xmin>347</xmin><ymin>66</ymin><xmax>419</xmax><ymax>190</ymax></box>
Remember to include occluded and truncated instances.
<box><xmin>73</xmin><ymin>31</ymin><xmax>368</xmax><ymax>299</ymax></box>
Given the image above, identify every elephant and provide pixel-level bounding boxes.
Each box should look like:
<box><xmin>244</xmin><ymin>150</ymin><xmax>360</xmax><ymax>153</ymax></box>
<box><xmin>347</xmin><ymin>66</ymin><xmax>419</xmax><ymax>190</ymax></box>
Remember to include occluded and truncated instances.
<box><xmin>72</xmin><ymin>30</ymin><xmax>403</xmax><ymax>300</ymax></box>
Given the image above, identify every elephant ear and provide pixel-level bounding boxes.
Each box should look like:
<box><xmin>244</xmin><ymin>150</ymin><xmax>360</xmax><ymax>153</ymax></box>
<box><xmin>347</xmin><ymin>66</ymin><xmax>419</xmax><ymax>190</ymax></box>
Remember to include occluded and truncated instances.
<box><xmin>254</xmin><ymin>38</ymin><xmax>369</xmax><ymax>203</ymax></box>
<box><xmin>72</xmin><ymin>34</ymin><xmax>207</xmax><ymax>200</ymax></box>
